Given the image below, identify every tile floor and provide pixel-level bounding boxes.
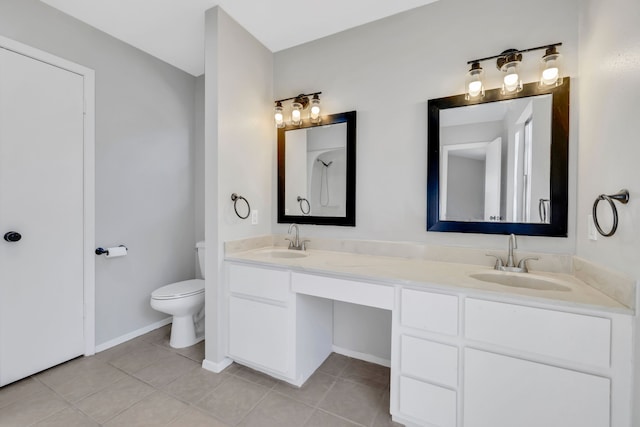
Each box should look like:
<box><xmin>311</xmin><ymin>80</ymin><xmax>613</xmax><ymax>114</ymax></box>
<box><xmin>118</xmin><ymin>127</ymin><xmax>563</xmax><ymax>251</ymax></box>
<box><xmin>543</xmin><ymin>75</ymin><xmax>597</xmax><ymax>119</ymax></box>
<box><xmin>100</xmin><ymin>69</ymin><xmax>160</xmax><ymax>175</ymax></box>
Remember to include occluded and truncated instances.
<box><xmin>0</xmin><ymin>325</ymin><xmax>402</xmax><ymax>426</ymax></box>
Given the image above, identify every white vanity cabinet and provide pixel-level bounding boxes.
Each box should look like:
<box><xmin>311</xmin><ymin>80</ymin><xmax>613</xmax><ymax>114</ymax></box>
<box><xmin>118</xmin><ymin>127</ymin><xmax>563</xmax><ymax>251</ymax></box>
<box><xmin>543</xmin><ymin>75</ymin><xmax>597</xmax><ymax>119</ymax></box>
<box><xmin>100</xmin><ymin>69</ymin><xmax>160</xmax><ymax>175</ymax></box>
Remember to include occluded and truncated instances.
<box><xmin>226</xmin><ymin>262</ymin><xmax>332</xmax><ymax>386</ymax></box>
<box><xmin>461</xmin><ymin>297</ymin><xmax>632</xmax><ymax>427</ymax></box>
<box><xmin>391</xmin><ymin>288</ymin><xmax>460</xmax><ymax>427</ymax></box>
<box><xmin>391</xmin><ymin>291</ymin><xmax>633</xmax><ymax>427</ymax></box>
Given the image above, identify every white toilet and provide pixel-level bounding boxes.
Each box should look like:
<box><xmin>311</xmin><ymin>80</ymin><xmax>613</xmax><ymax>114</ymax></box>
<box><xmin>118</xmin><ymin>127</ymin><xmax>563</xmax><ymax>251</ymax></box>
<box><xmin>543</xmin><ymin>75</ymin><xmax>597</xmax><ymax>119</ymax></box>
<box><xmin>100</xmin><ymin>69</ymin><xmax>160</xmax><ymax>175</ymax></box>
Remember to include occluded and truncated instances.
<box><xmin>150</xmin><ymin>241</ymin><xmax>205</xmax><ymax>348</ymax></box>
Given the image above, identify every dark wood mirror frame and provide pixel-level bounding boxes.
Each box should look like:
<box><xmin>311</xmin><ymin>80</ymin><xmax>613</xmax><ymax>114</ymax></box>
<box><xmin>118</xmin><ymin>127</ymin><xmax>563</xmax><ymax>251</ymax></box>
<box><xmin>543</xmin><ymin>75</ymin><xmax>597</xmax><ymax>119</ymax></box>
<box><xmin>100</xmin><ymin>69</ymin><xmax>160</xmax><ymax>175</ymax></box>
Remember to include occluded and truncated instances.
<box><xmin>427</xmin><ymin>79</ymin><xmax>570</xmax><ymax>236</ymax></box>
<box><xmin>277</xmin><ymin>111</ymin><xmax>357</xmax><ymax>226</ymax></box>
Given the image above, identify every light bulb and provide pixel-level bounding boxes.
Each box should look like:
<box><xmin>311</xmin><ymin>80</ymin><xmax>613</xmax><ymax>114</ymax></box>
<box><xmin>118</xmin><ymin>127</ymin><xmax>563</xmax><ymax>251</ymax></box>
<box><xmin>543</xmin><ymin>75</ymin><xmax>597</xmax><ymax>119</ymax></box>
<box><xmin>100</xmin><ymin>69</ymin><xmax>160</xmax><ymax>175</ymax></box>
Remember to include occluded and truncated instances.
<box><xmin>465</xmin><ymin>62</ymin><xmax>484</xmax><ymax>100</ymax></box>
<box><xmin>503</xmin><ymin>66</ymin><xmax>519</xmax><ymax>92</ymax></box>
<box><xmin>291</xmin><ymin>102</ymin><xmax>302</xmax><ymax>126</ymax></box>
<box><xmin>540</xmin><ymin>47</ymin><xmax>562</xmax><ymax>87</ymax></box>
<box><xmin>309</xmin><ymin>95</ymin><xmax>321</xmax><ymax>124</ymax></box>
<box><xmin>542</xmin><ymin>67</ymin><xmax>559</xmax><ymax>85</ymax></box>
<box><xmin>468</xmin><ymin>80</ymin><xmax>483</xmax><ymax>97</ymax></box>
<box><xmin>274</xmin><ymin>103</ymin><xmax>284</xmax><ymax>128</ymax></box>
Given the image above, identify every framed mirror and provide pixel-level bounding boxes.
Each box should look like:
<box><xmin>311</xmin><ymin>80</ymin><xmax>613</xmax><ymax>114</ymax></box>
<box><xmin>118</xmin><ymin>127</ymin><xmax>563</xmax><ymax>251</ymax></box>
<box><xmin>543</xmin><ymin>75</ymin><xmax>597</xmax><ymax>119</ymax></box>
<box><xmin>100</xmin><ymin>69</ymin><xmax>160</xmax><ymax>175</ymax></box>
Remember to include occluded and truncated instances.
<box><xmin>278</xmin><ymin>111</ymin><xmax>356</xmax><ymax>226</ymax></box>
<box><xmin>427</xmin><ymin>79</ymin><xmax>569</xmax><ymax>236</ymax></box>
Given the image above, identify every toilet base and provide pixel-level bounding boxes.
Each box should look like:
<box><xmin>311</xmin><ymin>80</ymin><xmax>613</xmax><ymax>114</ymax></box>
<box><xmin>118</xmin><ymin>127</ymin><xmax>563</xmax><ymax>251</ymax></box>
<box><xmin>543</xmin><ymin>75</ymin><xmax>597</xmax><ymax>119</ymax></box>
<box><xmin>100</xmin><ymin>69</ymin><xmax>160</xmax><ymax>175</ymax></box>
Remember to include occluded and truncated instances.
<box><xmin>170</xmin><ymin>315</ymin><xmax>204</xmax><ymax>348</ymax></box>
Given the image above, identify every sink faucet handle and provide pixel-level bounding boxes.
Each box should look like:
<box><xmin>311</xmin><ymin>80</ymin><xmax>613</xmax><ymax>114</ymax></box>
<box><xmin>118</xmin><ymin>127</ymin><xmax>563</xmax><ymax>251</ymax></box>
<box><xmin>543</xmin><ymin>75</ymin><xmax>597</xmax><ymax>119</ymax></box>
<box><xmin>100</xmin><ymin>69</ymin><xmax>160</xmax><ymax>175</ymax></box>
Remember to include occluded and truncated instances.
<box><xmin>517</xmin><ymin>257</ymin><xmax>539</xmax><ymax>272</ymax></box>
<box><xmin>486</xmin><ymin>254</ymin><xmax>505</xmax><ymax>270</ymax></box>
<box><xmin>300</xmin><ymin>240</ymin><xmax>310</xmax><ymax>251</ymax></box>
<box><xmin>285</xmin><ymin>237</ymin><xmax>294</xmax><ymax>248</ymax></box>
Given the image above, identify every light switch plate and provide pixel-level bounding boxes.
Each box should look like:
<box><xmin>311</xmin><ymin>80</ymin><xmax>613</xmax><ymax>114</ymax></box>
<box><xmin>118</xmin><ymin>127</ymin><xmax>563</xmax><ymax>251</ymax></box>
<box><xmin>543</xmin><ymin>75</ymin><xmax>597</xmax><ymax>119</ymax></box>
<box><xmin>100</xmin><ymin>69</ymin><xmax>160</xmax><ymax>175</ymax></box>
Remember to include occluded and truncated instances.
<box><xmin>251</xmin><ymin>210</ymin><xmax>258</xmax><ymax>225</ymax></box>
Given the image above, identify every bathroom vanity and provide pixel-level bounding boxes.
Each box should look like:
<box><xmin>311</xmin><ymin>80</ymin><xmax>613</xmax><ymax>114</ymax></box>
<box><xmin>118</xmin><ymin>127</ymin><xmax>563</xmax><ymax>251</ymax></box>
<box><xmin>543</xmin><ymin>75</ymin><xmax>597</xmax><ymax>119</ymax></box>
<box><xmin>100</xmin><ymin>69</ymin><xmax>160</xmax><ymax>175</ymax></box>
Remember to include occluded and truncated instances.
<box><xmin>224</xmin><ymin>243</ymin><xmax>634</xmax><ymax>427</ymax></box>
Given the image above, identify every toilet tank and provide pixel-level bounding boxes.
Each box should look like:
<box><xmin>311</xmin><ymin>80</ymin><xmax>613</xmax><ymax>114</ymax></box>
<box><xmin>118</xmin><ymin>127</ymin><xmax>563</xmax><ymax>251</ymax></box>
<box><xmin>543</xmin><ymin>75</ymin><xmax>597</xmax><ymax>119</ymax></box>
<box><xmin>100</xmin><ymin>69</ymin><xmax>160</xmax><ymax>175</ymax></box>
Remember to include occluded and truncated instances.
<box><xmin>196</xmin><ymin>241</ymin><xmax>205</xmax><ymax>278</ymax></box>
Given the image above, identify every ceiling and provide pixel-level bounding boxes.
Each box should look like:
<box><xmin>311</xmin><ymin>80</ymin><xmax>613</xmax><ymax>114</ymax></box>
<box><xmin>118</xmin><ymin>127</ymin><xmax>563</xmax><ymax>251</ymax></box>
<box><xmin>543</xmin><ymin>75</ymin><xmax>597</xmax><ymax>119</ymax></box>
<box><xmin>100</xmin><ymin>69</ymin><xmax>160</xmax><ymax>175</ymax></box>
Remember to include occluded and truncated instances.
<box><xmin>40</xmin><ymin>0</ymin><xmax>439</xmax><ymax>76</ymax></box>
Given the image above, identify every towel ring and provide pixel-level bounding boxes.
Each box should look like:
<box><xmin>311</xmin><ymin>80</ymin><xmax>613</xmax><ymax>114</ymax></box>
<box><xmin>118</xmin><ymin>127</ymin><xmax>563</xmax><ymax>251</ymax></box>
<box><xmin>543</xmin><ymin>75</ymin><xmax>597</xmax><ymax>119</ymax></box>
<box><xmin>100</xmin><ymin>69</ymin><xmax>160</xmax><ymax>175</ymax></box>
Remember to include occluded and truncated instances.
<box><xmin>231</xmin><ymin>193</ymin><xmax>251</xmax><ymax>219</ymax></box>
<box><xmin>297</xmin><ymin>196</ymin><xmax>310</xmax><ymax>215</ymax></box>
<box><xmin>592</xmin><ymin>189</ymin><xmax>629</xmax><ymax>237</ymax></box>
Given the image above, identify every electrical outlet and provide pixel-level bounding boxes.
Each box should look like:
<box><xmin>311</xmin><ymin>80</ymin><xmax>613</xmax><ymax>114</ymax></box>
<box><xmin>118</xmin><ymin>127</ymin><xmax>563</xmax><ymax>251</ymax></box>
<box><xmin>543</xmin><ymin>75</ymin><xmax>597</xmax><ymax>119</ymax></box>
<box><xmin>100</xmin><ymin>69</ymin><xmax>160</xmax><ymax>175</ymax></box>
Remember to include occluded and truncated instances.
<box><xmin>587</xmin><ymin>214</ymin><xmax>598</xmax><ymax>241</ymax></box>
<box><xmin>251</xmin><ymin>210</ymin><xmax>258</xmax><ymax>225</ymax></box>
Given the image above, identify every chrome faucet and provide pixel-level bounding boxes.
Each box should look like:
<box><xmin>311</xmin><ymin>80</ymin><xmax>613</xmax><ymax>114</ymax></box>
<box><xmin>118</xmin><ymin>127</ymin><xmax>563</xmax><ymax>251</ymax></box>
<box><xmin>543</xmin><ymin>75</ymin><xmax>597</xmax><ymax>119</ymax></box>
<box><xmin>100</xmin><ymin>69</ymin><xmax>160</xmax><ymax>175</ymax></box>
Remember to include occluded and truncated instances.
<box><xmin>286</xmin><ymin>223</ymin><xmax>309</xmax><ymax>251</ymax></box>
<box><xmin>486</xmin><ymin>233</ymin><xmax>538</xmax><ymax>273</ymax></box>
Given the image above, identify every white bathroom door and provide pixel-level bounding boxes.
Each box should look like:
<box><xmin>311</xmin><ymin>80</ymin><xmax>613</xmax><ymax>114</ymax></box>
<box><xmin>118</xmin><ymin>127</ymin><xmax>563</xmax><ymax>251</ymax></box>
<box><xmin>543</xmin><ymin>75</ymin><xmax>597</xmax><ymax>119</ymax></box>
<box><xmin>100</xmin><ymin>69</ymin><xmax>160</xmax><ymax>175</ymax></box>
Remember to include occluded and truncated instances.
<box><xmin>484</xmin><ymin>137</ymin><xmax>502</xmax><ymax>220</ymax></box>
<box><xmin>0</xmin><ymin>47</ymin><xmax>85</xmax><ymax>386</ymax></box>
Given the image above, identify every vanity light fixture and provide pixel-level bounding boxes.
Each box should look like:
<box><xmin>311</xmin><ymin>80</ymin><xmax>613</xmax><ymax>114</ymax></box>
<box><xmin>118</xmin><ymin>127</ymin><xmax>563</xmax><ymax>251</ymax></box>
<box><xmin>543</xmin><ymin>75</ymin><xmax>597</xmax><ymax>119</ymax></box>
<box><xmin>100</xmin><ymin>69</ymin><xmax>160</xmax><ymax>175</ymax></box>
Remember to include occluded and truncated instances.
<box><xmin>540</xmin><ymin>46</ymin><xmax>563</xmax><ymax>87</ymax></box>
<box><xmin>465</xmin><ymin>61</ymin><xmax>485</xmax><ymax>100</ymax></box>
<box><xmin>273</xmin><ymin>92</ymin><xmax>322</xmax><ymax>127</ymax></box>
<box><xmin>274</xmin><ymin>101</ymin><xmax>285</xmax><ymax>128</ymax></box>
<box><xmin>309</xmin><ymin>94</ymin><xmax>321</xmax><ymax>124</ymax></box>
<box><xmin>465</xmin><ymin>43</ymin><xmax>562</xmax><ymax>97</ymax></box>
<box><xmin>497</xmin><ymin>49</ymin><xmax>523</xmax><ymax>94</ymax></box>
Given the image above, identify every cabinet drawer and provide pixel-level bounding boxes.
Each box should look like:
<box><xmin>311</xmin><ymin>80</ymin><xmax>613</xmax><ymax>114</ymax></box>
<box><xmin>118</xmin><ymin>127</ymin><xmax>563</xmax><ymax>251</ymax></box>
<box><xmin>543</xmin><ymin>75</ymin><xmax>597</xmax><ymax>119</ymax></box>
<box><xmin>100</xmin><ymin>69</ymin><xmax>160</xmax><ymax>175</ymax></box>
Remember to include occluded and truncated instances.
<box><xmin>465</xmin><ymin>299</ymin><xmax>611</xmax><ymax>367</ymax></box>
<box><xmin>464</xmin><ymin>348</ymin><xmax>610</xmax><ymax>427</ymax></box>
<box><xmin>401</xmin><ymin>335</ymin><xmax>457</xmax><ymax>387</ymax></box>
<box><xmin>291</xmin><ymin>273</ymin><xmax>393</xmax><ymax>309</ymax></box>
<box><xmin>399</xmin><ymin>376</ymin><xmax>456</xmax><ymax>427</ymax></box>
<box><xmin>229</xmin><ymin>296</ymin><xmax>289</xmax><ymax>374</ymax></box>
<box><xmin>400</xmin><ymin>289</ymin><xmax>458</xmax><ymax>335</ymax></box>
<box><xmin>228</xmin><ymin>263</ymin><xmax>290</xmax><ymax>302</ymax></box>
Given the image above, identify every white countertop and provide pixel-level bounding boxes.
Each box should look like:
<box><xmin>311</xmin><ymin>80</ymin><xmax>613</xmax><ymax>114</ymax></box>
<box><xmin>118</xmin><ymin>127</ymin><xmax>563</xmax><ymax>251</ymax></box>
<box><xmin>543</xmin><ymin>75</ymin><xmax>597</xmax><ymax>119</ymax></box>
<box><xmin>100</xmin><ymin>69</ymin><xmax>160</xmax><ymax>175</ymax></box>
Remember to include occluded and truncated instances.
<box><xmin>225</xmin><ymin>247</ymin><xmax>632</xmax><ymax>314</ymax></box>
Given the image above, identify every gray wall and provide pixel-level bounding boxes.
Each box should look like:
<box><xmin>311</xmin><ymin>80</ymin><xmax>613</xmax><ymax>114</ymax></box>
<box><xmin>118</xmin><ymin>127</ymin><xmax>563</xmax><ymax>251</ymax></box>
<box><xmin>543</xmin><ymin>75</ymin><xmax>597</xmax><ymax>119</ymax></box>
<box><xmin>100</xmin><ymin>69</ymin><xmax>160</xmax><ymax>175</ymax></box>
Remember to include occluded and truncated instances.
<box><xmin>273</xmin><ymin>0</ymin><xmax>580</xmax><ymax>360</ymax></box>
<box><xmin>0</xmin><ymin>0</ymin><xmax>197</xmax><ymax>346</ymax></box>
<box><xmin>273</xmin><ymin>0</ymin><xmax>579</xmax><ymax>253</ymax></box>
<box><xmin>204</xmin><ymin>7</ymin><xmax>274</xmax><ymax>364</ymax></box>
<box><xmin>576</xmin><ymin>0</ymin><xmax>640</xmax><ymax>423</ymax></box>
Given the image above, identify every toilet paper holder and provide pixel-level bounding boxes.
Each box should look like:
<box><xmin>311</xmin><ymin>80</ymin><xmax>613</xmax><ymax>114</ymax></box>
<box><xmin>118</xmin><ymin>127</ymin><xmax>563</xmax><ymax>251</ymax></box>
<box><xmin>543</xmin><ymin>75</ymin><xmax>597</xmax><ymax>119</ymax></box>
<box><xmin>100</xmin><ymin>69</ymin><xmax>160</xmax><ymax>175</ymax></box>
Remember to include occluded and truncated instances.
<box><xmin>95</xmin><ymin>245</ymin><xmax>127</xmax><ymax>256</ymax></box>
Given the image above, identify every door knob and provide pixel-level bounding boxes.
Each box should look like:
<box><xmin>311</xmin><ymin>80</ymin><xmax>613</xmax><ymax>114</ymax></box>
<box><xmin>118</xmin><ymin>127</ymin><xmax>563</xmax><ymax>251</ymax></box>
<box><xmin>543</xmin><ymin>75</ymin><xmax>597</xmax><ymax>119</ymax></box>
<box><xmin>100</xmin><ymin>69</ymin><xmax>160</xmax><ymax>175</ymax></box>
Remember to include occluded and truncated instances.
<box><xmin>3</xmin><ymin>231</ymin><xmax>22</xmax><ymax>242</ymax></box>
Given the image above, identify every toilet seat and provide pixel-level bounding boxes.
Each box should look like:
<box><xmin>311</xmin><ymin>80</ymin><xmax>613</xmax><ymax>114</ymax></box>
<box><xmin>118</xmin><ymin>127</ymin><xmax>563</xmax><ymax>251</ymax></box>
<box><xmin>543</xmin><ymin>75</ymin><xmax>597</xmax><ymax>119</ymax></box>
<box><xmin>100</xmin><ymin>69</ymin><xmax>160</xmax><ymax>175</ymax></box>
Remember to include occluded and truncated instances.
<box><xmin>151</xmin><ymin>279</ymin><xmax>204</xmax><ymax>300</ymax></box>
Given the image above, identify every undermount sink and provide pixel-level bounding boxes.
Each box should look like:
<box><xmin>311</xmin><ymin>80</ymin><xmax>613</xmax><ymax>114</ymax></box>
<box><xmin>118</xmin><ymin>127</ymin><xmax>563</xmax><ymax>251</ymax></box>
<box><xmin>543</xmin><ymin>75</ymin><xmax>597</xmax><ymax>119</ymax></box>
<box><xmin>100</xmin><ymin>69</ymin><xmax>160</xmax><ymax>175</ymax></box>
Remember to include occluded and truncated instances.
<box><xmin>469</xmin><ymin>272</ymin><xmax>571</xmax><ymax>292</ymax></box>
<box><xmin>255</xmin><ymin>248</ymin><xmax>309</xmax><ymax>259</ymax></box>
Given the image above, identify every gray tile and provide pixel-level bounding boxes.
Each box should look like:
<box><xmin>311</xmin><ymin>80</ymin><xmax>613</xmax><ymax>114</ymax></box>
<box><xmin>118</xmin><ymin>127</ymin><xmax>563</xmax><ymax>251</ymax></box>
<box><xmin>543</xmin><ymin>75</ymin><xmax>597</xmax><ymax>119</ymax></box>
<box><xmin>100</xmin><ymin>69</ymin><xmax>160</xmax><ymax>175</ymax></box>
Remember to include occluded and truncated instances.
<box><xmin>317</xmin><ymin>353</ymin><xmax>350</xmax><ymax>377</ymax></box>
<box><xmin>75</xmin><ymin>375</ymin><xmax>155</xmax><ymax>424</ymax></box>
<box><xmin>222</xmin><ymin>362</ymin><xmax>242</xmax><ymax>375</ymax></box>
<box><xmin>94</xmin><ymin>338</ymin><xmax>150</xmax><ymax>363</ymax></box>
<box><xmin>109</xmin><ymin>343</ymin><xmax>173</xmax><ymax>374</ymax></box>
<box><xmin>196</xmin><ymin>376</ymin><xmax>270</xmax><ymax>425</ymax></box>
<box><xmin>340</xmin><ymin>359</ymin><xmax>390</xmax><ymax>390</ymax></box>
<box><xmin>372</xmin><ymin>391</ymin><xmax>400</xmax><ymax>427</ymax></box>
<box><xmin>133</xmin><ymin>353</ymin><xmax>199</xmax><ymax>387</ymax></box>
<box><xmin>168</xmin><ymin>407</ymin><xmax>230</xmax><ymax>427</ymax></box>
<box><xmin>233</xmin><ymin>365</ymin><xmax>278</xmax><ymax>388</ymax></box>
<box><xmin>141</xmin><ymin>324</ymin><xmax>172</xmax><ymax>345</ymax></box>
<box><xmin>0</xmin><ymin>389</ymin><xmax>69</xmax><ymax>426</ymax></box>
<box><xmin>237</xmin><ymin>391</ymin><xmax>314</xmax><ymax>427</ymax></box>
<box><xmin>372</xmin><ymin>410</ymin><xmax>404</xmax><ymax>427</ymax></box>
<box><xmin>35</xmin><ymin>356</ymin><xmax>99</xmax><ymax>390</ymax></box>
<box><xmin>103</xmin><ymin>391</ymin><xmax>188</xmax><ymax>426</ymax></box>
<box><xmin>318</xmin><ymin>379</ymin><xmax>384</xmax><ymax>426</ymax></box>
<box><xmin>304</xmin><ymin>410</ymin><xmax>361</xmax><ymax>427</ymax></box>
<box><xmin>34</xmin><ymin>407</ymin><xmax>99</xmax><ymax>427</ymax></box>
<box><xmin>162</xmin><ymin>367</ymin><xmax>227</xmax><ymax>404</ymax></box>
<box><xmin>273</xmin><ymin>372</ymin><xmax>335</xmax><ymax>406</ymax></box>
<box><xmin>45</xmin><ymin>359</ymin><xmax>128</xmax><ymax>402</ymax></box>
<box><xmin>175</xmin><ymin>340</ymin><xmax>205</xmax><ymax>362</ymax></box>
<box><xmin>0</xmin><ymin>377</ymin><xmax>50</xmax><ymax>409</ymax></box>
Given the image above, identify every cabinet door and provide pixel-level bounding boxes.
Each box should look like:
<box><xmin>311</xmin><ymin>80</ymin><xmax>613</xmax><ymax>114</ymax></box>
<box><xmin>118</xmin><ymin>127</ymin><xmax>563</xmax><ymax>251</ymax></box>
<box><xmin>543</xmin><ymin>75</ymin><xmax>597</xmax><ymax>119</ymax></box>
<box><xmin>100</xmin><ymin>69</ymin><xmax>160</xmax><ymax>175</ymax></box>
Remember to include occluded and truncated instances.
<box><xmin>464</xmin><ymin>348</ymin><xmax>610</xmax><ymax>427</ymax></box>
<box><xmin>229</xmin><ymin>296</ymin><xmax>289</xmax><ymax>375</ymax></box>
<box><xmin>399</xmin><ymin>376</ymin><xmax>456</xmax><ymax>427</ymax></box>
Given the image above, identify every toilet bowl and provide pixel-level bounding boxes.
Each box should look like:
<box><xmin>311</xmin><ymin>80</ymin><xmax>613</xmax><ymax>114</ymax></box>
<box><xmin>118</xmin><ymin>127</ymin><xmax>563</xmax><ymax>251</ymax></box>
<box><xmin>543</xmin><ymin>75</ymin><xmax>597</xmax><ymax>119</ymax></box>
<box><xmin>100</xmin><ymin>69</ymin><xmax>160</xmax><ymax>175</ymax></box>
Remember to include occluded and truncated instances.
<box><xmin>150</xmin><ymin>241</ymin><xmax>205</xmax><ymax>348</ymax></box>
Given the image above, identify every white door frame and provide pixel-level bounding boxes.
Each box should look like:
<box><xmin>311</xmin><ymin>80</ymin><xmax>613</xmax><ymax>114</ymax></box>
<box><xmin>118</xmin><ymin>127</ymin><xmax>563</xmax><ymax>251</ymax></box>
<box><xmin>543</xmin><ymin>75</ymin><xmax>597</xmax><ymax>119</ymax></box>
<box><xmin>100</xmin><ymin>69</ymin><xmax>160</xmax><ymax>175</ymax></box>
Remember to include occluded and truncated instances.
<box><xmin>0</xmin><ymin>36</ymin><xmax>96</xmax><ymax>356</ymax></box>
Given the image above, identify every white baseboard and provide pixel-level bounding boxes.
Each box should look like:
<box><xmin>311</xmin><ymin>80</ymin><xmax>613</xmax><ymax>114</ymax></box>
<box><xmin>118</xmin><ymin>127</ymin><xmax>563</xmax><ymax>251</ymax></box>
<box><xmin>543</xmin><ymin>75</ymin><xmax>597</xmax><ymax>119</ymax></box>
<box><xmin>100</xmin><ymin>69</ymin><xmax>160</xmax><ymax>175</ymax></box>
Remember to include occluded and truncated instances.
<box><xmin>332</xmin><ymin>345</ymin><xmax>391</xmax><ymax>368</ymax></box>
<box><xmin>202</xmin><ymin>357</ymin><xmax>233</xmax><ymax>373</ymax></box>
<box><xmin>95</xmin><ymin>317</ymin><xmax>172</xmax><ymax>353</ymax></box>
